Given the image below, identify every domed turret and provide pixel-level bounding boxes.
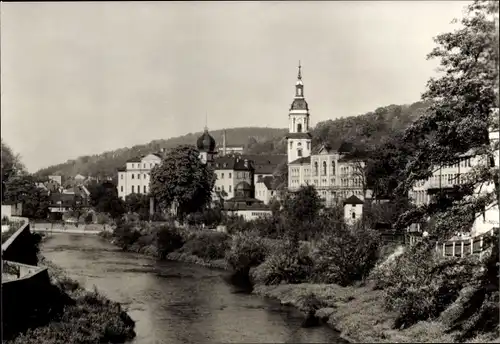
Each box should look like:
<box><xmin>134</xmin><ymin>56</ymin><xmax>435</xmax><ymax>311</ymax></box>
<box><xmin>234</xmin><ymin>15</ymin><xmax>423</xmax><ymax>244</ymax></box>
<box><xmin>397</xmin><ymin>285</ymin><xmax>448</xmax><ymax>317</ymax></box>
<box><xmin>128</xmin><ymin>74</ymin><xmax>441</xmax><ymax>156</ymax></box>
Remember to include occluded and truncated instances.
<box><xmin>197</xmin><ymin>128</ymin><xmax>216</xmax><ymax>152</ymax></box>
<box><xmin>235</xmin><ymin>181</ymin><xmax>252</xmax><ymax>198</ymax></box>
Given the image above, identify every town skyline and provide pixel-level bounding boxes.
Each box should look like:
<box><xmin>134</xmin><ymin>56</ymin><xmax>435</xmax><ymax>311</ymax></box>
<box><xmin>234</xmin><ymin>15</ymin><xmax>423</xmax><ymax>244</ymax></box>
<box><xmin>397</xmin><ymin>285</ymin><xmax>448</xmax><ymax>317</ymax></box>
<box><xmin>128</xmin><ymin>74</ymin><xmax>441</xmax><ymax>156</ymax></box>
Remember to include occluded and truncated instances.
<box><xmin>2</xmin><ymin>1</ymin><xmax>469</xmax><ymax>172</ymax></box>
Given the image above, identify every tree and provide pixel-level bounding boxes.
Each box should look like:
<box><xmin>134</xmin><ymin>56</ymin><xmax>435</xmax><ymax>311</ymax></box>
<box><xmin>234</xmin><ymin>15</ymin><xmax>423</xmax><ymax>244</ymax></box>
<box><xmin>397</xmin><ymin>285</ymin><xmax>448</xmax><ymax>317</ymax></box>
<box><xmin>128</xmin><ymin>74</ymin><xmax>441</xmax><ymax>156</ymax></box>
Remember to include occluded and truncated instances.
<box><xmin>1</xmin><ymin>140</ymin><xmax>26</xmax><ymax>201</ymax></box>
<box><xmin>149</xmin><ymin>145</ymin><xmax>215</xmax><ymax>221</ymax></box>
<box><xmin>398</xmin><ymin>0</ymin><xmax>499</xmax><ymax>239</ymax></box>
<box><xmin>3</xmin><ymin>175</ymin><xmax>49</xmax><ymax>219</ymax></box>
<box><xmin>282</xmin><ymin>185</ymin><xmax>323</xmax><ymax>243</ymax></box>
<box><xmin>89</xmin><ymin>181</ymin><xmax>125</xmax><ymax>219</ymax></box>
<box><xmin>124</xmin><ymin>193</ymin><xmax>150</xmax><ymax>221</ymax></box>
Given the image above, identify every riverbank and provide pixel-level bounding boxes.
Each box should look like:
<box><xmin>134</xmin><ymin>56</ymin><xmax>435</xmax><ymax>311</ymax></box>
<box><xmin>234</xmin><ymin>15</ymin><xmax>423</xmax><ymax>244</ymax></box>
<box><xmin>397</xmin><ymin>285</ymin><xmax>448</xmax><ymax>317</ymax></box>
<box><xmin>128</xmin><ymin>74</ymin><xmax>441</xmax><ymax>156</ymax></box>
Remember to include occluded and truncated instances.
<box><xmin>102</xmin><ymin>224</ymin><xmax>499</xmax><ymax>344</ymax></box>
<box><xmin>4</xmin><ymin>253</ymin><xmax>136</xmax><ymax>344</ymax></box>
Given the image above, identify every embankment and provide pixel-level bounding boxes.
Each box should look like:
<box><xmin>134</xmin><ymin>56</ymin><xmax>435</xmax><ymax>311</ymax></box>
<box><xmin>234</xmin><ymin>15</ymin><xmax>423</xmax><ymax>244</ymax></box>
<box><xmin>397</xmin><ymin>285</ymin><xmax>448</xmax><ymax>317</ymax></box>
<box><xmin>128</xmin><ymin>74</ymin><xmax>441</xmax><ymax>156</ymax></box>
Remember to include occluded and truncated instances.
<box><xmin>1</xmin><ymin>224</ymin><xmax>136</xmax><ymax>344</ymax></box>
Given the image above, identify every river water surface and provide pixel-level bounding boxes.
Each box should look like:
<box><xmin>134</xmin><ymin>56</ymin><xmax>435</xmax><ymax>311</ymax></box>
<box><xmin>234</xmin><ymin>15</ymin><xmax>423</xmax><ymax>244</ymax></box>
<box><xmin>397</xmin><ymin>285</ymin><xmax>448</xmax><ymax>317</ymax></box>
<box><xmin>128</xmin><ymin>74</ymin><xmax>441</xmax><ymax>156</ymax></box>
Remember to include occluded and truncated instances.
<box><xmin>42</xmin><ymin>234</ymin><xmax>347</xmax><ymax>344</ymax></box>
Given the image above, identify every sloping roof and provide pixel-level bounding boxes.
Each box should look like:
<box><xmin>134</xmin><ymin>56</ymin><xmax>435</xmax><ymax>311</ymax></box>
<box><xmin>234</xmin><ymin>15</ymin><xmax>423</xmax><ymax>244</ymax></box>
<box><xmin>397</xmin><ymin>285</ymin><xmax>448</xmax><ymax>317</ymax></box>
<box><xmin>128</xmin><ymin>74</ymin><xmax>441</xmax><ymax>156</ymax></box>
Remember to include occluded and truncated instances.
<box><xmin>117</xmin><ymin>167</ymin><xmax>126</xmax><ymax>172</ymax></box>
<box><xmin>343</xmin><ymin>195</ymin><xmax>364</xmax><ymax>205</ymax></box>
<box><xmin>257</xmin><ymin>176</ymin><xmax>277</xmax><ymax>190</ymax></box>
<box><xmin>126</xmin><ymin>157</ymin><xmax>142</xmax><ymax>163</ymax></box>
<box><xmin>213</xmin><ymin>156</ymin><xmax>254</xmax><ymax>171</ymax></box>
<box><xmin>289</xmin><ymin>156</ymin><xmax>311</xmax><ymax>165</ymax></box>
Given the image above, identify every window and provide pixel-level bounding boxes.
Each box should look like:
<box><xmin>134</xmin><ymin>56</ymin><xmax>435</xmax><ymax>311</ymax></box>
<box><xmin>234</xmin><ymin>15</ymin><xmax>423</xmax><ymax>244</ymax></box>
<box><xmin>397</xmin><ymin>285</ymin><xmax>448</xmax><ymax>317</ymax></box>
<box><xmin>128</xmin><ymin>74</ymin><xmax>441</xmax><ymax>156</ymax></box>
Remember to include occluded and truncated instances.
<box><xmin>138</xmin><ymin>174</ymin><xmax>141</xmax><ymax>180</ymax></box>
<box><xmin>222</xmin><ymin>185</ymin><xmax>225</xmax><ymax>191</ymax></box>
<box><xmin>144</xmin><ymin>185</ymin><xmax>147</xmax><ymax>193</ymax></box>
<box><xmin>314</xmin><ymin>161</ymin><xmax>318</xmax><ymax>176</ymax></box>
<box><xmin>120</xmin><ymin>186</ymin><xmax>123</xmax><ymax>192</ymax></box>
<box><xmin>132</xmin><ymin>164</ymin><xmax>134</xmax><ymax>168</ymax></box>
<box><xmin>222</xmin><ymin>173</ymin><xmax>225</xmax><ymax>179</ymax></box>
<box><xmin>132</xmin><ymin>174</ymin><xmax>135</xmax><ymax>179</ymax></box>
<box><xmin>331</xmin><ymin>161</ymin><xmax>336</xmax><ymax>174</ymax></box>
<box><xmin>144</xmin><ymin>164</ymin><xmax>146</xmax><ymax>168</ymax></box>
<box><xmin>150</xmin><ymin>163</ymin><xmax>152</xmax><ymax>168</ymax></box>
<box><xmin>144</xmin><ymin>174</ymin><xmax>147</xmax><ymax>179</ymax></box>
<box><xmin>229</xmin><ymin>173</ymin><xmax>232</xmax><ymax>178</ymax></box>
<box><xmin>352</xmin><ymin>212</ymin><xmax>356</xmax><ymax>219</ymax></box>
<box><xmin>290</xmin><ymin>141</ymin><xmax>293</xmax><ymax>149</ymax></box>
<box><xmin>229</xmin><ymin>185</ymin><xmax>232</xmax><ymax>192</ymax></box>
<box><xmin>132</xmin><ymin>185</ymin><xmax>135</xmax><ymax>193</ymax></box>
<box><xmin>120</xmin><ymin>174</ymin><xmax>123</xmax><ymax>179</ymax></box>
<box><xmin>307</xmin><ymin>142</ymin><xmax>311</xmax><ymax>150</ymax></box>
<box><xmin>297</xmin><ymin>123</ymin><xmax>302</xmax><ymax>133</ymax></box>
<box><xmin>297</xmin><ymin>149</ymin><xmax>302</xmax><ymax>157</ymax></box>
<box><xmin>137</xmin><ymin>186</ymin><xmax>141</xmax><ymax>194</ymax></box>
<box><xmin>322</xmin><ymin>161</ymin><xmax>327</xmax><ymax>176</ymax></box>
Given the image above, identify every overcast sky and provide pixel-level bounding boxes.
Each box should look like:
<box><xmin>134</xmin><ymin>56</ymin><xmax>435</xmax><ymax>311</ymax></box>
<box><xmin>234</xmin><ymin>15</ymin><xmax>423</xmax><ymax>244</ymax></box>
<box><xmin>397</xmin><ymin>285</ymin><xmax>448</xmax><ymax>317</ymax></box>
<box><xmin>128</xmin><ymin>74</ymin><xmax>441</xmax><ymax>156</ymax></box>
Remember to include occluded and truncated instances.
<box><xmin>1</xmin><ymin>1</ymin><xmax>469</xmax><ymax>172</ymax></box>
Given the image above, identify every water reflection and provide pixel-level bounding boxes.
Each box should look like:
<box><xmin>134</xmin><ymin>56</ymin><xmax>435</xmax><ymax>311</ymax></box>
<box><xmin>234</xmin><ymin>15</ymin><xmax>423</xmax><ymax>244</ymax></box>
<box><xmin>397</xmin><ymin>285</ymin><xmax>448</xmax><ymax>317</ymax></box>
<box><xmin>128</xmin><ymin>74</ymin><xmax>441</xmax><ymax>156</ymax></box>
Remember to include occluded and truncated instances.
<box><xmin>42</xmin><ymin>233</ymin><xmax>348</xmax><ymax>344</ymax></box>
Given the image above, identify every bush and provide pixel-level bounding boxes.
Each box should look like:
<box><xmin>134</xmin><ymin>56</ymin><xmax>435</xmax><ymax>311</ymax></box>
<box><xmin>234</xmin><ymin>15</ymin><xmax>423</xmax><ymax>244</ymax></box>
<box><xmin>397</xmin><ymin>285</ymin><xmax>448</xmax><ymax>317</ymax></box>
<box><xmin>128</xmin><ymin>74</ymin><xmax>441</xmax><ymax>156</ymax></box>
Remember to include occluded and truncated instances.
<box><xmin>155</xmin><ymin>224</ymin><xmax>185</xmax><ymax>259</ymax></box>
<box><xmin>251</xmin><ymin>240</ymin><xmax>314</xmax><ymax>285</ymax></box>
<box><xmin>313</xmin><ymin>223</ymin><xmax>381</xmax><ymax>286</ymax></box>
<box><xmin>225</xmin><ymin>231</ymin><xmax>269</xmax><ymax>273</ymax></box>
<box><xmin>181</xmin><ymin>231</ymin><xmax>231</xmax><ymax>260</ymax></box>
<box><xmin>113</xmin><ymin>222</ymin><xmax>141</xmax><ymax>250</ymax></box>
<box><xmin>379</xmin><ymin>241</ymin><xmax>484</xmax><ymax>330</ymax></box>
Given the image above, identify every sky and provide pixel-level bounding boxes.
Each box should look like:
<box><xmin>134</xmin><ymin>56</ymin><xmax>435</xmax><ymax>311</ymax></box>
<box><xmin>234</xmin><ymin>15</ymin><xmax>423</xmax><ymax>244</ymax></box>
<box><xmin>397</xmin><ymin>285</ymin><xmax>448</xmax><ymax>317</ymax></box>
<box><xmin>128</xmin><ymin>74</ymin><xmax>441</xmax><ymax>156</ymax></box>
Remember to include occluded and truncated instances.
<box><xmin>1</xmin><ymin>1</ymin><xmax>470</xmax><ymax>172</ymax></box>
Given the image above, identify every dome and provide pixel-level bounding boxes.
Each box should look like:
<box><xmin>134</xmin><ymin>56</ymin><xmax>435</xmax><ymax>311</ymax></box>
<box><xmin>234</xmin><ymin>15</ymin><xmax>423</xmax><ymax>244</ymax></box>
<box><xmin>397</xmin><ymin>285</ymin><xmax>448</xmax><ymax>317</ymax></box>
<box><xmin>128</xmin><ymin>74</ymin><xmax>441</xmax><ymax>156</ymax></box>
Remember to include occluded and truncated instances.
<box><xmin>290</xmin><ymin>98</ymin><xmax>309</xmax><ymax>111</ymax></box>
<box><xmin>235</xmin><ymin>181</ymin><xmax>252</xmax><ymax>191</ymax></box>
<box><xmin>196</xmin><ymin>129</ymin><xmax>216</xmax><ymax>152</ymax></box>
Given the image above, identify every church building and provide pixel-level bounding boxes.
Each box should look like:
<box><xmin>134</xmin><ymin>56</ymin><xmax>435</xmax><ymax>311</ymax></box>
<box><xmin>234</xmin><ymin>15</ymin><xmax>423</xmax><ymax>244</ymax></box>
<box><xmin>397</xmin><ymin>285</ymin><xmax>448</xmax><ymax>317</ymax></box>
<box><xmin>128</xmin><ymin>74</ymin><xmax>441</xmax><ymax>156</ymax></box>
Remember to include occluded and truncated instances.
<box><xmin>286</xmin><ymin>63</ymin><xmax>367</xmax><ymax>207</ymax></box>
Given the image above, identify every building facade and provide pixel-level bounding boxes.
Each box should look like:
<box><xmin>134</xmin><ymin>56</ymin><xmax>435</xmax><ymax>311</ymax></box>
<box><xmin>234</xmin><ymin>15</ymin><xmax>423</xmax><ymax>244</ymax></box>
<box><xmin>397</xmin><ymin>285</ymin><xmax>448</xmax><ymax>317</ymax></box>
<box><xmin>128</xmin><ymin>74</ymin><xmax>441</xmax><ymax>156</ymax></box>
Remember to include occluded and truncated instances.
<box><xmin>286</xmin><ymin>64</ymin><xmax>366</xmax><ymax>206</ymax></box>
<box><xmin>117</xmin><ymin>153</ymin><xmax>162</xmax><ymax>199</ymax></box>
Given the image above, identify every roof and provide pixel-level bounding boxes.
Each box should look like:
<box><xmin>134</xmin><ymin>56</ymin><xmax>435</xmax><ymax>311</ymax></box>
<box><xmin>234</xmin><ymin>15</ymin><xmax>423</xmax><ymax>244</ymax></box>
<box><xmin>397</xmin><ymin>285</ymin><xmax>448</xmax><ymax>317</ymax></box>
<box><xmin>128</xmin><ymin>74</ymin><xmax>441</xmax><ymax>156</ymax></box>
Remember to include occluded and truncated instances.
<box><xmin>151</xmin><ymin>153</ymin><xmax>163</xmax><ymax>159</ymax></box>
<box><xmin>256</xmin><ymin>176</ymin><xmax>277</xmax><ymax>190</ymax></box>
<box><xmin>75</xmin><ymin>174</ymin><xmax>86</xmax><ymax>179</ymax></box>
<box><xmin>289</xmin><ymin>156</ymin><xmax>311</xmax><ymax>165</ymax></box>
<box><xmin>242</xmin><ymin>154</ymin><xmax>286</xmax><ymax>175</ymax></box>
<box><xmin>343</xmin><ymin>195</ymin><xmax>364</xmax><ymax>205</ymax></box>
<box><xmin>235</xmin><ymin>181</ymin><xmax>252</xmax><ymax>191</ymax></box>
<box><xmin>197</xmin><ymin>129</ymin><xmax>216</xmax><ymax>152</ymax></box>
<box><xmin>224</xmin><ymin>197</ymin><xmax>270</xmax><ymax>211</ymax></box>
<box><xmin>117</xmin><ymin>167</ymin><xmax>126</xmax><ymax>172</ymax></box>
<box><xmin>213</xmin><ymin>156</ymin><xmax>254</xmax><ymax>171</ymax></box>
<box><xmin>285</xmin><ymin>132</ymin><xmax>312</xmax><ymax>140</ymax></box>
<box><xmin>290</xmin><ymin>98</ymin><xmax>309</xmax><ymax>111</ymax></box>
<box><xmin>126</xmin><ymin>157</ymin><xmax>142</xmax><ymax>163</ymax></box>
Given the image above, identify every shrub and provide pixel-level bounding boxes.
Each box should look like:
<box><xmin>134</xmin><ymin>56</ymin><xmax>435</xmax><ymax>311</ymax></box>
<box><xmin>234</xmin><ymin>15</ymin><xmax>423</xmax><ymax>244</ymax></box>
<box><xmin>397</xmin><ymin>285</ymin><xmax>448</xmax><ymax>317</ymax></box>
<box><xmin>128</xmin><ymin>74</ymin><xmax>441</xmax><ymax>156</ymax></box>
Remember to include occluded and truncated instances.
<box><xmin>181</xmin><ymin>231</ymin><xmax>231</xmax><ymax>260</ymax></box>
<box><xmin>251</xmin><ymin>240</ymin><xmax>314</xmax><ymax>285</ymax></box>
<box><xmin>380</xmin><ymin>241</ymin><xmax>486</xmax><ymax>330</ymax></box>
<box><xmin>113</xmin><ymin>222</ymin><xmax>141</xmax><ymax>250</ymax></box>
<box><xmin>313</xmin><ymin>223</ymin><xmax>381</xmax><ymax>286</ymax></box>
<box><xmin>154</xmin><ymin>224</ymin><xmax>185</xmax><ymax>259</ymax></box>
<box><xmin>225</xmin><ymin>231</ymin><xmax>269</xmax><ymax>273</ymax></box>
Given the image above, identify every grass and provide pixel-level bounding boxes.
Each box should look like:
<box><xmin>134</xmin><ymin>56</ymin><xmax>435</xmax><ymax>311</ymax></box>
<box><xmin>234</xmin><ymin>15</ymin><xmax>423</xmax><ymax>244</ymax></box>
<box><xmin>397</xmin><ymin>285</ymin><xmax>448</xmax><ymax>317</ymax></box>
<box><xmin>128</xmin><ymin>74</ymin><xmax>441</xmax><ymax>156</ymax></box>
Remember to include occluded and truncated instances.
<box><xmin>3</xmin><ymin>255</ymin><xmax>136</xmax><ymax>344</ymax></box>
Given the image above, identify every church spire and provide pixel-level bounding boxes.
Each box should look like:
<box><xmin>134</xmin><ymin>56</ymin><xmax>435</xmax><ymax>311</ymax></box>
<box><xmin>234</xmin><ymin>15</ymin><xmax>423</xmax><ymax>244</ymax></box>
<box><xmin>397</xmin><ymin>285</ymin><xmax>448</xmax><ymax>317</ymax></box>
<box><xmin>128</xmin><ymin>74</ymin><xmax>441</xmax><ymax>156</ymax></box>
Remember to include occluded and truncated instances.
<box><xmin>295</xmin><ymin>60</ymin><xmax>304</xmax><ymax>98</ymax></box>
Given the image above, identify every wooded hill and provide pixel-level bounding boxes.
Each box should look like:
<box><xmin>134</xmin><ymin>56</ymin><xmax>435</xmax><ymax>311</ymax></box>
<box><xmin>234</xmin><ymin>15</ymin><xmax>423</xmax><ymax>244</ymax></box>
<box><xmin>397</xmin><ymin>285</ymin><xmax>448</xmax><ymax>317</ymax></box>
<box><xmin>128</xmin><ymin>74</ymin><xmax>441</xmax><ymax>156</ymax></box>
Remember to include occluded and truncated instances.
<box><xmin>35</xmin><ymin>101</ymin><xmax>429</xmax><ymax>180</ymax></box>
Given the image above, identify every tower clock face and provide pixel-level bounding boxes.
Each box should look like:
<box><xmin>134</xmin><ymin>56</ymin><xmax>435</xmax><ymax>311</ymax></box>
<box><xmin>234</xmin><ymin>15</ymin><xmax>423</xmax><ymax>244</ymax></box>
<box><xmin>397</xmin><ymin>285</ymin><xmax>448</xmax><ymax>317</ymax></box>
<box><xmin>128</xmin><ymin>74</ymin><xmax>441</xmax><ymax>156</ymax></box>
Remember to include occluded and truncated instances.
<box><xmin>298</xmin><ymin>142</ymin><xmax>302</xmax><ymax>146</ymax></box>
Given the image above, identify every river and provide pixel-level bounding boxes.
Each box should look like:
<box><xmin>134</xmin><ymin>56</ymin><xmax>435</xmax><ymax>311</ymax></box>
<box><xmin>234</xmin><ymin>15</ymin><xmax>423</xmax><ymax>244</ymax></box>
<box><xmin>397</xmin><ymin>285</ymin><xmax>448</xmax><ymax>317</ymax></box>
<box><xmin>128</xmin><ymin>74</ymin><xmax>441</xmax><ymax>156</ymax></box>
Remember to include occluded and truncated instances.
<box><xmin>41</xmin><ymin>233</ymin><xmax>347</xmax><ymax>344</ymax></box>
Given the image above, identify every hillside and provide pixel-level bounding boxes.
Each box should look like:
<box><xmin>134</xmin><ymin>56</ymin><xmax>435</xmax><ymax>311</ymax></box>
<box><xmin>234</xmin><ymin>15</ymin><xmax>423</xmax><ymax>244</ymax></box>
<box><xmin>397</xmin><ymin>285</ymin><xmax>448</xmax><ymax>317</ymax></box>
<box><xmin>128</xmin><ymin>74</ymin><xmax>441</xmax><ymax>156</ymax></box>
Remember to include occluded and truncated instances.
<box><xmin>35</xmin><ymin>127</ymin><xmax>288</xmax><ymax>179</ymax></box>
<box><xmin>35</xmin><ymin>101</ymin><xmax>430</xmax><ymax>180</ymax></box>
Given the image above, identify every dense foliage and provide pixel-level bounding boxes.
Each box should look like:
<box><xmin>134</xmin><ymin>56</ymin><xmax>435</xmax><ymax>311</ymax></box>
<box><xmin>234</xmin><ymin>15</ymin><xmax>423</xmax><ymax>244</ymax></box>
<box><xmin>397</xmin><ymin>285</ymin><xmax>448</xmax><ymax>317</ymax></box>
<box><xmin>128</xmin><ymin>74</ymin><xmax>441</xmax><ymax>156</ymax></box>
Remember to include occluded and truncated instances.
<box><xmin>88</xmin><ymin>181</ymin><xmax>125</xmax><ymax>219</ymax></box>
<box><xmin>150</xmin><ymin>145</ymin><xmax>215</xmax><ymax>221</ymax></box>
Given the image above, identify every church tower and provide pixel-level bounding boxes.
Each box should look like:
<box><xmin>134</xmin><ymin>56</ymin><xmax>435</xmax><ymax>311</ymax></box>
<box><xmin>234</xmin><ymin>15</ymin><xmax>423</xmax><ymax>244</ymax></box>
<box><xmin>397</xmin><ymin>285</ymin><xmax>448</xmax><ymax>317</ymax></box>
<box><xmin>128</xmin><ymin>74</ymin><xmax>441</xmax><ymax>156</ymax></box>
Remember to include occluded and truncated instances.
<box><xmin>286</xmin><ymin>61</ymin><xmax>312</xmax><ymax>163</ymax></box>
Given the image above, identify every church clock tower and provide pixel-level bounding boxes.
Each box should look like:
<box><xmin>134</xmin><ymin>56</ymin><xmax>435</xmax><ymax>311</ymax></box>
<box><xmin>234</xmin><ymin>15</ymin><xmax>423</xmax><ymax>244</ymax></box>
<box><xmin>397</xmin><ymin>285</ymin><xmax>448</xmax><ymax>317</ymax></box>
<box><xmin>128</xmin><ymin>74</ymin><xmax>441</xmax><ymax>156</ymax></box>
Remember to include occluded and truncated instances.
<box><xmin>286</xmin><ymin>61</ymin><xmax>312</xmax><ymax>163</ymax></box>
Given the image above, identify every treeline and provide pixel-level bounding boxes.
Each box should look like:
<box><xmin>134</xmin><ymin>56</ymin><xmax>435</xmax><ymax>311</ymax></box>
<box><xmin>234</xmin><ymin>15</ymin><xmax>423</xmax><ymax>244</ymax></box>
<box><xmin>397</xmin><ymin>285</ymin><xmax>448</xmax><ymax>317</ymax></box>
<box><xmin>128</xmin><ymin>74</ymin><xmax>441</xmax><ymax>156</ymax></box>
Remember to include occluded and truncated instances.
<box><xmin>35</xmin><ymin>127</ymin><xmax>287</xmax><ymax>179</ymax></box>
<box><xmin>34</xmin><ymin>101</ymin><xmax>429</xmax><ymax>181</ymax></box>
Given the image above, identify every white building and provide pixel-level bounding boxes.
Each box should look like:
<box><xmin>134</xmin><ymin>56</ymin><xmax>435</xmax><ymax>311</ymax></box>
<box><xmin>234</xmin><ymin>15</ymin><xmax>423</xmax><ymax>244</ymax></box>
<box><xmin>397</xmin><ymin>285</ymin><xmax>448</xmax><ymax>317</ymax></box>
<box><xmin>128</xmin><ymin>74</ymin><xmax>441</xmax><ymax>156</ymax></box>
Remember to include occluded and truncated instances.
<box><xmin>117</xmin><ymin>153</ymin><xmax>162</xmax><ymax>200</ymax></box>
<box><xmin>409</xmin><ymin>128</ymin><xmax>499</xmax><ymax>237</ymax></box>
<box><xmin>286</xmin><ymin>63</ymin><xmax>366</xmax><ymax>207</ymax></box>
<box><xmin>343</xmin><ymin>195</ymin><xmax>364</xmax><ymax>225</ymax></box>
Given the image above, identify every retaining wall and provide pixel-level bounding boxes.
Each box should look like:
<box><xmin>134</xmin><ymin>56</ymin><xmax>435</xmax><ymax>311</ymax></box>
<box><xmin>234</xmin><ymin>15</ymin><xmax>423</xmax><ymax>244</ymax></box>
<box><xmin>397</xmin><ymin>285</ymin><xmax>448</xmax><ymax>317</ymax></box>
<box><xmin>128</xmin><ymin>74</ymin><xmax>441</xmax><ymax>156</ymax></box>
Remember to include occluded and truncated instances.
<box><xmin>2</xmin><ymin>222</ymin><xmax>39</xmax><ymax>266</ymax></box>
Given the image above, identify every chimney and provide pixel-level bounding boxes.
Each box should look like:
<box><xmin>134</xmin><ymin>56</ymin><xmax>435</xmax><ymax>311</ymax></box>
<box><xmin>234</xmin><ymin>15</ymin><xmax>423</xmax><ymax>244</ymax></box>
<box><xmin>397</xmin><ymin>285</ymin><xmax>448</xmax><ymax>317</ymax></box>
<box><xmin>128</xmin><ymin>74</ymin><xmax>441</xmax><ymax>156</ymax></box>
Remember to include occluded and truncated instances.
<box><xmin>223</xmin><ymin>130</ymin><xmax>227</xmax><ymax>156</ymax></box>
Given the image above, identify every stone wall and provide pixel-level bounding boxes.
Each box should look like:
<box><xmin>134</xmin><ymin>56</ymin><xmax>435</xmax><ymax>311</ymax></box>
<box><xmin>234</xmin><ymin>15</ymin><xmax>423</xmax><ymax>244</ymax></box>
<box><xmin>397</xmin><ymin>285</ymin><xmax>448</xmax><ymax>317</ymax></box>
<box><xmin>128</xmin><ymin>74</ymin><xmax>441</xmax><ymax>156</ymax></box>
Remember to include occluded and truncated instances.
<box><xmin>2</xmin><ymin>222</ymin><xmax>40</xmax><ymax>266</ymax></box>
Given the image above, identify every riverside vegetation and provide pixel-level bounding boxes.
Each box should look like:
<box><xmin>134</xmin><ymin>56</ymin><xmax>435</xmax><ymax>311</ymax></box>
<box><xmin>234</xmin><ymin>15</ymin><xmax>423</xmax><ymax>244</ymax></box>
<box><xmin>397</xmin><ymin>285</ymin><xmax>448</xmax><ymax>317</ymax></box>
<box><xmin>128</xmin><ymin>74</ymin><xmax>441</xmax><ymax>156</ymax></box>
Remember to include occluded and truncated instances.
<box><xmin>103</xmin><ymin>188</ymin><xmax>499</xmax><ymax>343</ymax></box>
<box><xmin>2</xmin><ymin>231</ymin><xmax>136</xmax><ymax>344</ymax></box>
